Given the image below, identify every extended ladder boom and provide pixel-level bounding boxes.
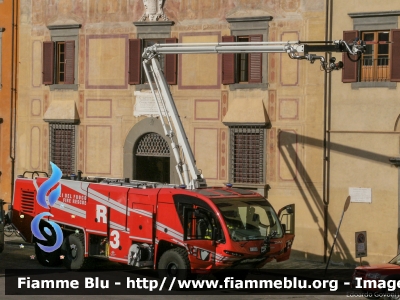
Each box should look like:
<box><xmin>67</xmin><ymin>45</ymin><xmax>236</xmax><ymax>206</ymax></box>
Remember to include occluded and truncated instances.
<box><xmin>142</xmin><ymin>39</ymin><xmax>365</xmax><ymax>189</ymax></box>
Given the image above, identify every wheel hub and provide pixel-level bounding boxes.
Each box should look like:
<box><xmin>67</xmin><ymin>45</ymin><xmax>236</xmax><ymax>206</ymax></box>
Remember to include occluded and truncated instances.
<box><xmin>70</xmin><ymin>244</ymin><xmax>77</xmax><ymax>258</ymax></box>
<box><xmin>166</xmin><ymin>262</ymin><xmax>179</xmax><ymax>276</ymax></box>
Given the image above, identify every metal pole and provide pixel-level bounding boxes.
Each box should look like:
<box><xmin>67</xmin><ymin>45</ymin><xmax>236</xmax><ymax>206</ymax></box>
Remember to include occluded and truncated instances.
<box><xmin>325</xmin><ymin>196</ymin><xmax>351</xmax><ymax>275</ymax></box>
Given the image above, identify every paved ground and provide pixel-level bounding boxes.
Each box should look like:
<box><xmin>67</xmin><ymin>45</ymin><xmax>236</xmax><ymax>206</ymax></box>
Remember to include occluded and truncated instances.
<box><xmin>2</xmin><ymin>234</ymin><xmax>356</xmax><ymax>270</ymax></box>
<box><xmin>0</xmin><ymin>234</ymin><xmax>376</xmax><ymax>300</ymax></box>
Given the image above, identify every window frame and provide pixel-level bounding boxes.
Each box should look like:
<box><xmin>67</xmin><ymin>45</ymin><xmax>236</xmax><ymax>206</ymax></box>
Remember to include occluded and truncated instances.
<box><xmin>56</xmin><ymin>41</ymin><xmax>66</xmax><ymax>84</ymax></box>
<box><xmin>141</xmin><ymin>38</ymin><xmax>167</xmax><ymax>84</ymax></box>
<box><xmin>229</xmin><ymin>125</ymin><xmax>266</xmax><ymax>185</ymax></box>
<box><xmin>129</xmin><ymin>37</ymin><xmax>177</xmax><ymax>87</ymax></box>
<box><xmin>222</xmin><ymin>35</ymin><xmax>263</xmax><ymax>85</ymax></box>
<box><xmin>237</xmin><ymin>36</ymin><xmax>250</xmax><ymax>82</ymax></box>
<box><xmin>49</xmin><ymin>123</ymin><xmax>77</xmax><ymax>176</ymax></box>
<box><xmin>131</xmin><ymin>21</ymin><xmax>175</xmax><ymax>89</ymax></box>
<box><xmin>360</xmin><ymin>30</ymin><xmax>390</xmax><ymax>82</ymax></box>
<box><xmin>345</xmin><ymin>11</ymin><xmax>400</xmax><ymax>89</ymax></box>
<box><xmin>225</xmin><ymin>16</ymin><xmax>271</xmax><ymax>90</ymax></box>
<box><xmin>44</xmin><ymin>24</ymin><xmax>80</xmax><ymax>91</ymax></box>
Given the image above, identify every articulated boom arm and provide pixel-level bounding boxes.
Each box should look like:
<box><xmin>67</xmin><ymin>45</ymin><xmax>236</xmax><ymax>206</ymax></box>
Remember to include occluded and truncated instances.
<box><xmin>142</xmin><ymin>39</ymin><xmax>365</xmax><ymax>189</ymax></box>
<box><xmin>143</xmin><ymin>57</ymin><xmax>206</xmax><ymax>189</ymax></box>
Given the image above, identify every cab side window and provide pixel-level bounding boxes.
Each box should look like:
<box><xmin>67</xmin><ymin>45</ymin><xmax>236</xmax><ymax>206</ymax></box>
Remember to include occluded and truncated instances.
<box><xmin>173</xmin><ymin>195</ymin><xmax>224</xmax><ymax>242</ymax></box>
<box><xmin>181</xmin><ymin>204</ymin><xmax>223</xmax><ymax>241</ymax></box>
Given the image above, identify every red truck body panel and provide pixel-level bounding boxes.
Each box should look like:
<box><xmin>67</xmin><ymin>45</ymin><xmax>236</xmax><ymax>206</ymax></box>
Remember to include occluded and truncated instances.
<box><xmin>12</xmin><ymin>176</ymin><xmax>294</xmax><ymax>272</ymax></box>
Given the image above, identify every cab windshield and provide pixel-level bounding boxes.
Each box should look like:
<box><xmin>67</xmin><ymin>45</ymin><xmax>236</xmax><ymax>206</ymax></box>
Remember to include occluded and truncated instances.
<box><xmin>211</xmin><ymin>198</ymin><xmax>283</xmax><ymax>241</ymax></box>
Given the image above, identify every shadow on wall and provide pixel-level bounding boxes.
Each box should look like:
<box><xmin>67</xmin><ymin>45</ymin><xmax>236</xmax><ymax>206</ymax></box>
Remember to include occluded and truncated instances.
<box><xmin>278</xmin><ymin>131</ymin><xmax>393</xmax><ymax>264</ymax></box>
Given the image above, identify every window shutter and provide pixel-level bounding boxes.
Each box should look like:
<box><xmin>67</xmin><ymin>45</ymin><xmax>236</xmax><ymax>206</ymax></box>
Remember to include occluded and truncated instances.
<box><xmin>64</xmin><ymin>40</ymin><xmax>75</xmax><ymax>84</ymax></box>
<box><xmin>248</xmin><ymin>35</ymin><xmax>263</xmax><ymax>83</ymax></box>
<box><xmin>165</xmin><ymin>37</ymin><xmax>178</xmax><ymax>85</ymax></box>
<box><xmin>43</xmin><ymin>41</ymin><xmax>54</xmax><ymax>85</ymax></box>
<box><xmin>390</xmin><ymin>29</ymin><xmax>400</xmax><ymax>82</ymax></box>
<box><xmin>342</xmin><ymin>30</ymin><xmax>359</xmax><ymax>83</ymax></box>
<box><xmin>129</xmin><ymin>39</ymin><xmax>141</xmax><ymax>85</ymax></box>
<box><xmin>222</xmin><ymin>35</ymin><xmax>235</xmax><ymax>84</ymax></box>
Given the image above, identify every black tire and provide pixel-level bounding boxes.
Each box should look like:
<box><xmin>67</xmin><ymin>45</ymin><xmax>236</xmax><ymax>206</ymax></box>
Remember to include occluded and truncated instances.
<box><xmin>34</xmin><ymin>221</ymin><xmax>62</xmax><ymax>267</ymax></box>
<box><xmin>61</xmin><ymin>233</ymin><xmax>86</xmax><ymax>270</ymax></box>
<box><xmin>158</xmin><ymin>248</ymin><xmax>191</xmax><ymax>281</ymax></box>
<box><xmin>4</xmin><ymin>224</ymin><xmax>13</xmax><ymax>237</ymax></box>
<box><xmin>34</xmin><ymin>240</ymin><xmax>62</xmax><ymax>267</ymax></box>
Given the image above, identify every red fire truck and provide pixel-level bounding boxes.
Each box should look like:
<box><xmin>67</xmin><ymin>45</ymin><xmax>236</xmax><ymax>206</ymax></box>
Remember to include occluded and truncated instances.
<box><xmin>10</xmin><ymin>39</ymin><xmax>364</xmax><ymax>279</ymax></box>
<box><xmin>12</xmin><ymin>175</ymin><xmax>294</xmax><ymax>279</ymax></box>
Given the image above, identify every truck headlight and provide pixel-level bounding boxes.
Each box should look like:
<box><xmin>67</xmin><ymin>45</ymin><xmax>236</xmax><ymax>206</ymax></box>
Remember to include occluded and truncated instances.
<box><xmin>224</xmin><ymin>250</ymin><xmax>243</xmax><ymax>257</ymax></box>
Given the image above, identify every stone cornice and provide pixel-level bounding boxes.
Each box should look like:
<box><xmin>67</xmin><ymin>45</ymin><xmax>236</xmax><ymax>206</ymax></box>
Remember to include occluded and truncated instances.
<box><xmin>226</xmin><ymin>16</ymin><xmax>273</xmax><ymax>23</ymax></box>
<box><xmin>349</xmin><ymin>11</ymin><xmax>400</xmax><ymax>18</ymax></box>
<box><xmin>47</xmin><ymin>24</ymin><xmax>81</xmax><ymax>30</ymax></box>
<box><xmin>133</xmin><ymin>21</ymin><xmax>175</xmax><ymax>27</ymax></box>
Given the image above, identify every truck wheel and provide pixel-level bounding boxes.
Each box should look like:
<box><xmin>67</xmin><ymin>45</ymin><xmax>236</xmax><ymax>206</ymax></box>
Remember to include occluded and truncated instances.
<box><xmin>61</xmin><ymin>234</ymin><xmax>86</xmax><ymax>270</ymax></box>
<box><xmin>33</xmin><ymin>219</ymin><xmax>62</xmax><ymax>266</ymax></box>
<box><xmin>158</xmin><ymin>248</ymin><xmax>191</xmax><ymax>281</ymax></box>
<box><xmin>34</xmin><ymin>238</ymin><xmax>62</xmax><ymax>267</ymax></box>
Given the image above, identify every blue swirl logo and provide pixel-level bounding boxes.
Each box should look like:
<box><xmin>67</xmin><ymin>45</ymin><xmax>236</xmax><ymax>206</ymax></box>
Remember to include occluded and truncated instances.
<box><xmin>31</xmin><ymin>162</ymin><xmax>64</xmax><ymax>252</ymax></box>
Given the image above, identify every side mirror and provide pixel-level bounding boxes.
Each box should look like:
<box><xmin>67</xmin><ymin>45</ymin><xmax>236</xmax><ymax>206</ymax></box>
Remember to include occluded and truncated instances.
<box><xmin>285</xmin><ymin>205</ymin><xmax>294</xmax><ymax>214</ymax></box>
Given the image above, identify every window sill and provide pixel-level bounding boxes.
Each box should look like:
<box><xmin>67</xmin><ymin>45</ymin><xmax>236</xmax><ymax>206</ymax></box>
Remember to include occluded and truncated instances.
<box><xmin>49</xmin><ymin>84</ymin><xmax>78</xmax><ymax>91</ymax></box>
<box><xmin>135</xmin><ymin>84</ymin><xmax>151</xmax><ymax>90</ymax></box>
<box><xmin>351</xmin><ymin>81</ymin><xmax>397</xmax><ymax>89</ymax></box>
<box><xmin>229</xmin><ymin>83</ymin><xmax>269</xmax><ymax>91</ymax></box>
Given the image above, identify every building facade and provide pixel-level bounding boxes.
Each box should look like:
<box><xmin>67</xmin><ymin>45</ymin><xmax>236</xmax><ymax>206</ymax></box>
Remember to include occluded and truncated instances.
<box><xmin>0</xmin><ymin>0</ymin><xmax>19</xmax><ymax>207</ymax></box>
<box><xmin>18</xmin><ymin>0</ymin><xmax>384</xmax><ymax>264</ymax></box>
<box><xmin>329</xmin><ymin>1</ymin><xmax>400</xmax><ymax>264</ymax></box>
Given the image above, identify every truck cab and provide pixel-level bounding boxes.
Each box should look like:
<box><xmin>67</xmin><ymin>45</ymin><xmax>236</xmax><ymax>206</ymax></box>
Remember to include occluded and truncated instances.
<box><xmin>155</xmin><ymin>186</ymin><xmax>295</xmax><ymax>278</ymax></box>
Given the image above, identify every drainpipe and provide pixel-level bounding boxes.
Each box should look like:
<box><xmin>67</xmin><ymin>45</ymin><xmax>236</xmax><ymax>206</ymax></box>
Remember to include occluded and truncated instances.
<box><xmin>9</xmin><ymin>0</ymin><xmax>17</xmax><ymax>203</ymax></box>
<box><xmin>323</xmin><ymin>0</ymin><xmax>333</xmax><ymax>263</ymax></box>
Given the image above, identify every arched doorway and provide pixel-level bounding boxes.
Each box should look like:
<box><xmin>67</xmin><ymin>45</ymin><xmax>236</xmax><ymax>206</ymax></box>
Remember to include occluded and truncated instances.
<box><xmin>123</xmin><ymin>118</ymin><xmax>180</xmax><ymax>184</ymax></box>
<box><xmin>134</xmin><ymin>132</ymin><xmax>170</xmax><ymax>182</ymax></box>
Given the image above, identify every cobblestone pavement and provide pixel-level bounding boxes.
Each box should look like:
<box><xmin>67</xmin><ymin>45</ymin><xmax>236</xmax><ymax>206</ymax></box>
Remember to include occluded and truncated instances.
<box><xmin>0</xmin><ymin>235</ymin><xmax>376</xmax><ymax>300</ymax></box>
